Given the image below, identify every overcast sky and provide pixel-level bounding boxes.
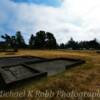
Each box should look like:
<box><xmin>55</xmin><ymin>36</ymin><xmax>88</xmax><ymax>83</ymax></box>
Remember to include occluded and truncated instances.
<box><xmin>0</xmin><ymin>0</ymin><xmax>100</xmax><ymax>43</ymax></box>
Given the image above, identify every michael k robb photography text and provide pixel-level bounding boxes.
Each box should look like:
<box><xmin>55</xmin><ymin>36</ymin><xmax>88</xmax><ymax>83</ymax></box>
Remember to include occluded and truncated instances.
<box><xmin>0</xmin><ymin>89</ymin><xmax>100</xmax><ymax>98</ymax></box>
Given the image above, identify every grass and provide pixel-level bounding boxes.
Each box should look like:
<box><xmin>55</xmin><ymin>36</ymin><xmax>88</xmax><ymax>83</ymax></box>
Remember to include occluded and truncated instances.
<box><xmin>0</xmin><ymin>50</ymin><xmax>100</xmax><ymax>100</ymax></box>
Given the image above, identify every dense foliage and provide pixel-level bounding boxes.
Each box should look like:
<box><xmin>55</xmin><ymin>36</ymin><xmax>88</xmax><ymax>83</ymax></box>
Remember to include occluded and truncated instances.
<box><xmin>1</xmin><ymin>30</ymin><xmax>100</xmax><ymax>50</ymax></box>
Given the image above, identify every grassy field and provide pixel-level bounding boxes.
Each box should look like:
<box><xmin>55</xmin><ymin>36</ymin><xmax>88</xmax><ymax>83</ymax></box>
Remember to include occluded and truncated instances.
<box><xmin>0</xmin><ymin>50</ymin><xmax>100</xmax><ymax>100</ymax></box>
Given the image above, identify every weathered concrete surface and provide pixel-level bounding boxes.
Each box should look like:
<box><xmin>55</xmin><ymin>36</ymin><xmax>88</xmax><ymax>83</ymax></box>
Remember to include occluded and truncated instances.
<box><xmin>0</xmin><ymin>56</ymin><xmax>43</xmax><ymax>67</ymax></box>
<box><xmin>0</xmin><ymin>56</ymin><xmax>85</xmax><ymax>89</ymax></box>
<box><xmin>0</xmin><ymin>56</ymin><xmax>47</xmax><ymax>85</ymax></box>
<box><xmin>2</xmin><ymin>65</ymin><xmax>37</xmax><ymax>84</ymax></box>
<box><xmin>28</xmin><ymin>59</ymin><xmax>77</xmax><ymax>76</ymax></box>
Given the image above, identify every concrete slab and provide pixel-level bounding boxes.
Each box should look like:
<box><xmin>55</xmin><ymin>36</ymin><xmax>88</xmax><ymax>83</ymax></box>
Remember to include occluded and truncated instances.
<box><xmin>1</xmin><ymin>65</ymin><xmax>47</xmax><ymax>84</ymax></box>
<box><xmin>0</xmin><ymin>56</ymin><xmax>47</xmax><ymax>87</ymax></box>
<box><xmin>0</xmin><ymin>56</ymin><xmax>44</xmax><ymax>67</ymax></box>
<box><xmin>0</xmin><ymin>56</ymin><xmax>85</xmax><ymax>90</ymax></box>
<box><xmin>27</xmin><ymin>58</ymin><xmax>85</xmax><ymax>76</ymax></box>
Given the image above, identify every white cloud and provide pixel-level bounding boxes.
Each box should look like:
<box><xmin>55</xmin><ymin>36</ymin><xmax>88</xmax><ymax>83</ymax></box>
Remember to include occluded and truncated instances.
<box><xmin>0</xmin><ymin>0</ymin><xmax>100</xmax><ymax>43</ymax></box>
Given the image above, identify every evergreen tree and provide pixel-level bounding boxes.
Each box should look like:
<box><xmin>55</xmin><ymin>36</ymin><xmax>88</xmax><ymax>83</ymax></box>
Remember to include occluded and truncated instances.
<box><xmin>59</xmin><ymin>43</ymin><xmax>65</xmax><ymax>49</ymax></box>
<box><xmin>10</xmin><ymin>36</ymin><xmax>18</xmax><ymax>51</ymax></box>
<box><xmin>1</xmin><ymin>34</ymin><xmax>18</xmax><ymax>51</ymax></box>
<box><xmin>45</xmin><ymin>32</ymin><xmax>58</xmax><ymax>49</ymax></box>
<box><xmin>65</xmin><ymin>37</ymin><xmax>78</xmax><ymax>50</ymax></box>
<box><xmin>1</xmin><ymin>34</ymin><xmax>12</xmax><ymax>48</ymax></box>
<box><xmin>16</xmin><ymin>31</ymin><xmax>26</xmax><ymax>48</ymax></box>
<box><xmin>29</xmin><ymin>34</ymin><xmax>35</xmax><ymax>49</ymax></box>
<box><xmin>34</xmin><ymin>31</ymin><xmax>46</xmax><ymax>49</ymax></box>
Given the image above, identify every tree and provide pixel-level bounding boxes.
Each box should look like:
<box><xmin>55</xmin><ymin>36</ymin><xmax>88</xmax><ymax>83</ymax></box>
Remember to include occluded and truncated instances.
<box><xmin>16</xmin><ymin>31</ymin><xmax>26</xmax><ymax>48</ymax></box>
<box><xmin>59</xmin><ymin>43</ymin><xmax>65</xmax><ymax>49</ymax></box>
<box><xmin>1</xmin><ymin>34</ymin><xmax>12</xmax><ymax>48</ymax></box>
<box><xmin>65</xmin><ymin>37</ymin><xmax>78</xmax><ymax>50</ymax></box>
<box><xmin>1</xmin><ymin>34</ymin><xmax>11</xmax><ymax>45</ymax></box>
<box><xmin>1</xmin><ymin>34</ymin><xmax>18</xmax><ymax>51</ymax></box>
<box><xmin>29</xmin><ymin>34</ymin><xmax>35</xmax><ymax>49</ymax></box>
<box><xmin>45</xmin><ymin>32</ymin><xmax>58</xmax><ymax>49</ymax></box>
<box><xmin>78</xmin><ymin>39</ymin><xmax>100</xmax><ymax>50</ymax></box>
<box><xmin>34</xmin><ymin>31</ymin><xmax>46</xmax><ymax>49</ymax></box>
<box><xmin>10</xmin><ymin>36</ymin><xmax>18</xmax><ymax>51</ymax></box>
<box><xmin>88</xmin><ymin>39</ymin><xmax>100</xmax><ymax>49</ymax></box>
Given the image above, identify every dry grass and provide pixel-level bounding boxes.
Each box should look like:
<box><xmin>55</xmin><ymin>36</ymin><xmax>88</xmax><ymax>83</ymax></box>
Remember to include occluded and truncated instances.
<box><xmin>0</xmin><ymin>50</ymin><xmax>100</xmax><ymax>100</ymax></box>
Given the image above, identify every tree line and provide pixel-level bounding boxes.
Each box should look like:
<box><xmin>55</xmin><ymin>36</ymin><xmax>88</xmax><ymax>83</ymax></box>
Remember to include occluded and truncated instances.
<box><xmin>1</xmin><ymin>30</ymin><xmax>100</xmax><ymax>50</ymax></box>
<box><xmin>0</xmin><ymin>30</ymin><xmax>58</xmax><ymax>50</ymax></box>
<box><xmin>60</xmin><ymin>38</ymin><xmax>100</xmax><ymax>50</ymax></box>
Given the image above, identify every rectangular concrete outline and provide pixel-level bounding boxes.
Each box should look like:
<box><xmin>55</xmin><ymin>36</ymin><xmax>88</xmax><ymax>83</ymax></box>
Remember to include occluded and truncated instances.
<box><xmin>24</xmin><ymin>58</ymin><xmax>85</xmax><ymax>76</ymax></box>
<box><xmin>0</xmin><ymin>56</ymin><xmax>47</xmax><ymax>67</ymax></box>
<box><xmin>1</xmin><ymin>64</ymin><xmax>47</xmax><ymax>85</ymax></box>
<box><xmin>0</xmin><ymin>55</ymin><xmax>47</xmax><ymax>61</ymax></box>
<box><xmin>0</xmin><ymin>56</ymin><xmax>47</xmax><ymax>88</ymax></box>
<box><xmin>0</xmin><ymin>56</ymin><xmax>85</xmax><ymax>89</ymax></box>
<box><xmin>25</xmin><ymin>57</ymin><xmax>85</xmax><ymax>69</ymax></box>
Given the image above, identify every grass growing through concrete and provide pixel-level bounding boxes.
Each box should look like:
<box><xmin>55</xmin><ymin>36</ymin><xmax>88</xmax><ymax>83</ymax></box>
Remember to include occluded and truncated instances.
<box><xmin>0</xmin><ymin>50</ymin><xmax>100</xmax><ymax>100</ymax></box>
